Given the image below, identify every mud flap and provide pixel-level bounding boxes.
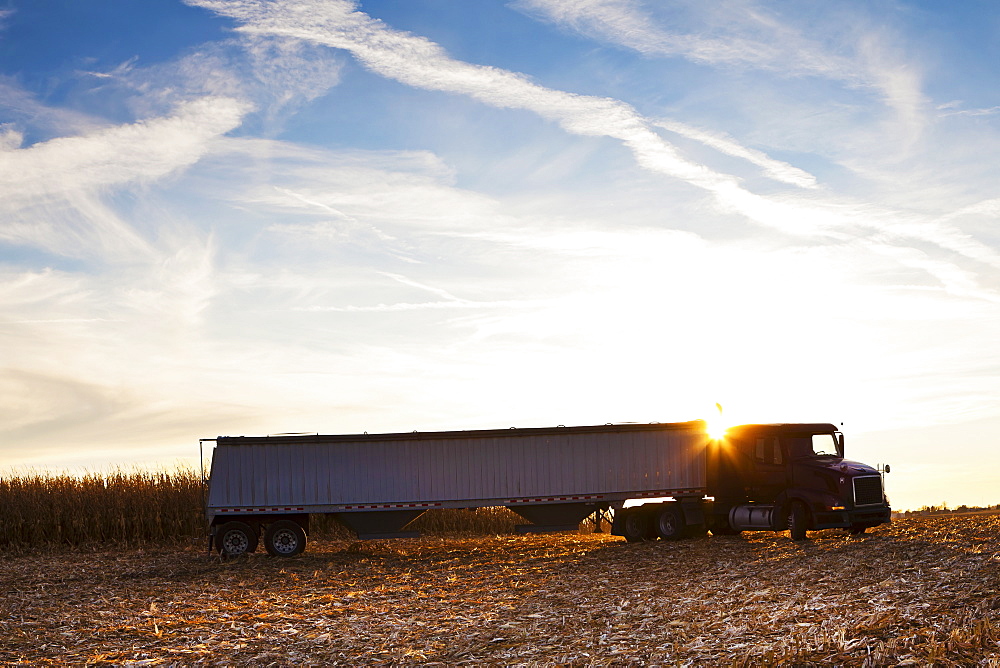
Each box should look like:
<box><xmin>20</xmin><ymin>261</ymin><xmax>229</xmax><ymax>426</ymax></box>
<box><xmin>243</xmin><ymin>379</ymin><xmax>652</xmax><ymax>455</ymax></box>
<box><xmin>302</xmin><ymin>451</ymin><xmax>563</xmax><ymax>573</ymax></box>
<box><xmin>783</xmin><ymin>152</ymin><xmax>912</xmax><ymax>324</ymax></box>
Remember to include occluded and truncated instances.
<box><xmin>679</xmin><ymin>502</ymin><xmax>705</xmax><ymax>528</ymax></box>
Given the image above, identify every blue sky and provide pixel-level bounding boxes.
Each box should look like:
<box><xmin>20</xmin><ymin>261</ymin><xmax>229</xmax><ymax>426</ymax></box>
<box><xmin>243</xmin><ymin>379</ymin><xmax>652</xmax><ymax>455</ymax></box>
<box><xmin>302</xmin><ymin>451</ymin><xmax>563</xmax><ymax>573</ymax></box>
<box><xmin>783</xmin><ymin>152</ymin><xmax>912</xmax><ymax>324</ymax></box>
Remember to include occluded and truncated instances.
<box><xmin>2</xmin><ymin>0</ymin><xmax>999</xmax><ymax>511</ymax></box>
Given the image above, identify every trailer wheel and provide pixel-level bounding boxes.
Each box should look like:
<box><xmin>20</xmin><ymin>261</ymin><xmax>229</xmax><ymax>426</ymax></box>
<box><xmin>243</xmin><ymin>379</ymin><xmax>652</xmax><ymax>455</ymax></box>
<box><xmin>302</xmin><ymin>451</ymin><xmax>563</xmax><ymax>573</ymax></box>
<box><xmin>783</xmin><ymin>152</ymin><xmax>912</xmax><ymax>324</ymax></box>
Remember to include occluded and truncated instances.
<box><xmin>215</xmin><ymin>521</ymin><xmax>258</xmax><ymax>557</ymax></box>
<box><xmin>264</xmin><ymin>520</ymin><xmax>307</xmax><ymax>557</ymax></box>
<box><xmin>787</xmin><ymin>502</ymin><xmax>808</xmax><ymax>541</ymax></box>
<box><xmin>621</xmin><ymin>509</ymin><xmax>651</xmax><ymax>543</ymax></box>
<box><xmin>654</xmin><ymin>505</ymin><xmax>685</xmax><ymax>541</ymax></box>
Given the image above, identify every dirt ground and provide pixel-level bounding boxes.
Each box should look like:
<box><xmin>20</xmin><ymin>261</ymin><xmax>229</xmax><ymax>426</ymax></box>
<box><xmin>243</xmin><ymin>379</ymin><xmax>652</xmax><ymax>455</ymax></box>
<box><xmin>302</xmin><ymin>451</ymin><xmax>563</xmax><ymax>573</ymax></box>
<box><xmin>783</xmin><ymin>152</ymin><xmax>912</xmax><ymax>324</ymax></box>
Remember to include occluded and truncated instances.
<box><xmin>2</xmin><ymin>514</ymin><xmax>999</xmax><ymax>666</ymax></box>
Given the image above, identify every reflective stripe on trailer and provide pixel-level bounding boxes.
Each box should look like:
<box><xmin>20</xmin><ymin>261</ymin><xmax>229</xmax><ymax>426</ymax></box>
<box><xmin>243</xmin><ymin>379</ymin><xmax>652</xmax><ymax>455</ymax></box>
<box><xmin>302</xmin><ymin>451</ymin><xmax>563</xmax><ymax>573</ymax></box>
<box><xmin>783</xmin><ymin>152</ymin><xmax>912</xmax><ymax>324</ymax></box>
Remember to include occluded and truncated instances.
<box><xmin>217</xmin><ymin>507</ymin><xmax>306</xmax><ymax>513</ymax></box>
<box><xmin>343</xmin><ymin>502</ymin><xmax>444</xmax><ymax>510</ymax></box>
<box><xmin>506</xmin><ymin>494</ymin><xmax>605</xmax><ymax>503</ymax></box>
<box><xmin>630</xmin><ymin>489</ymin><xmax>706</xmax><ymax>498</ymax></box>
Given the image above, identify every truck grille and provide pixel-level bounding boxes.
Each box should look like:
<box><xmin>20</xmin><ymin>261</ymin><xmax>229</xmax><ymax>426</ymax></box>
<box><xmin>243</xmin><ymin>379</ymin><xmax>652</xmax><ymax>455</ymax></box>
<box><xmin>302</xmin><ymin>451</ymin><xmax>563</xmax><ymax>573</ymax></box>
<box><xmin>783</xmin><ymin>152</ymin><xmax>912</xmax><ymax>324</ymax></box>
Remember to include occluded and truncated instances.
<box><xmin>853</xmin><ymin>475</ymin><xmax>883</xmax><ymax>506</ymax></box>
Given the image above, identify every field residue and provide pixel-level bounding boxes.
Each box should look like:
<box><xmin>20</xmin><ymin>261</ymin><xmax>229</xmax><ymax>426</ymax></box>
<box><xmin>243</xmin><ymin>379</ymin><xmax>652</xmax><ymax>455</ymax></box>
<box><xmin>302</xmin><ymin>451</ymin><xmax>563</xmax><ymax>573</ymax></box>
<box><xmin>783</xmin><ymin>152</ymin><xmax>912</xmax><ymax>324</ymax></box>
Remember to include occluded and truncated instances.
<box><xmin>2</xmin><ymin>514</ymin><xmax>999</xmax><ymax>666</ymax></box>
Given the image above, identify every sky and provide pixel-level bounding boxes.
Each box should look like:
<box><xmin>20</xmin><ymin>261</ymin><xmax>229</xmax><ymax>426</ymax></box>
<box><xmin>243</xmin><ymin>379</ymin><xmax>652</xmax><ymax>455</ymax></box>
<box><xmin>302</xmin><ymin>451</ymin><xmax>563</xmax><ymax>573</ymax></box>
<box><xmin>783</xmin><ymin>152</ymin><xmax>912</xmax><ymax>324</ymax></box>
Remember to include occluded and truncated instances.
<box><xmin>1</xmin><ymin>0</ymin><xmax>999</xmax><ymax>511</ymax></box>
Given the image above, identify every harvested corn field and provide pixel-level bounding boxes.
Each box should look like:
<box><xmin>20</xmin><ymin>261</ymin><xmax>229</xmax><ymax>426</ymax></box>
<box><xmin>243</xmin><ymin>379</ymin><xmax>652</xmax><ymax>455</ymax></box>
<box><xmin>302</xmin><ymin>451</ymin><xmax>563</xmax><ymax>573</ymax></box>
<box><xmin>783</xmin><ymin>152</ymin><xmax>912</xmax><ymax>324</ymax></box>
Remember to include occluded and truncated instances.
<box><xmin>2</xmin><ymin>513</ymin><xmax>999</xmax><ymax>666</ymax></box>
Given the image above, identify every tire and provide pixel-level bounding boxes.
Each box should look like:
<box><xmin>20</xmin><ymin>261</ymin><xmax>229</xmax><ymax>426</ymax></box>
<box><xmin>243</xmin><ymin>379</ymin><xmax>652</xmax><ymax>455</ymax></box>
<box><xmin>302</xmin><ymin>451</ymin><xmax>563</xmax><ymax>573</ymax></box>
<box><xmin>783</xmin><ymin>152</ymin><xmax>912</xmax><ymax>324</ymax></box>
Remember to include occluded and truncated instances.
<box><xmin>264</xmin><ymin>520</ymin><xmax>307</xmax><ymax>557</ymax></box>
<box><xmin>621</xmin><ymin>509</ymin><xmax>651</xmax><ymax>543</ymax></box>
<box><xmin>787</xmin><ymin>502</ymin><xmax>808</xmax><ymax>541</ymax></box>
<box><xmin>654</xmin><ymin>505</ymin><xmax>686</xmax><ymax>541</ymax></box>
<box><xmin>215</xmin><ymin>521</ymin><xmax>258</xmax><ymax>557</ymax></box>
<box><xmin>848</xmin><ymin>526</ymin><xmax>867</xmax><ymax>535</ymax></box>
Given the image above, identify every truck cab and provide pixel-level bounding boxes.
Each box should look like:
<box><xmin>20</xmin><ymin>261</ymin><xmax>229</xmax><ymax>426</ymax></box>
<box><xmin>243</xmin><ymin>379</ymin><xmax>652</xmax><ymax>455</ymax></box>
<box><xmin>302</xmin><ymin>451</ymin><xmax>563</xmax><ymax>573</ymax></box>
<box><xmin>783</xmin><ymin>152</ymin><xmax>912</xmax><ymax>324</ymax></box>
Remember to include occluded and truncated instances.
<box><xmin>709</xmin><ymin>423</ymin><xmax>891</xmax><ymax>539</ymax></box>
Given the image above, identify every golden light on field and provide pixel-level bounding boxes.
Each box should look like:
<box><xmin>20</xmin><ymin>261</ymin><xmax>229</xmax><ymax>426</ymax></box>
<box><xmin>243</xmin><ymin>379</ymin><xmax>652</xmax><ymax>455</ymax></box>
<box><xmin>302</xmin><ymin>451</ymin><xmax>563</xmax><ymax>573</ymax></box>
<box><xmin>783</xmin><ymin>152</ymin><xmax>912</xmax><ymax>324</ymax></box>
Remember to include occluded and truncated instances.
<box><xmin>6</xmin><ymin>514</ymin><xmax>1000</xmax><ymax>665</ymax></box>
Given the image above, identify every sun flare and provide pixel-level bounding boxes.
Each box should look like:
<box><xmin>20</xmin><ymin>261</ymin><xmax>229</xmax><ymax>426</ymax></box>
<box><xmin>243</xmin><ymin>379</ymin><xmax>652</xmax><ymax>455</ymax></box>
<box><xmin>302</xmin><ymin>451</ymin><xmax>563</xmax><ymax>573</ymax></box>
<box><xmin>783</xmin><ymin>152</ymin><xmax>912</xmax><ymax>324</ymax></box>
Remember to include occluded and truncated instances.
<box><xmin>706</xmin><ymin>403</ymin><xmax>730</xmax><ymax>440</ymax></box>
<box><xmin>706</xmin><ymin>420</ymin><xmax>729</xmax><ymax>440</ymax></box>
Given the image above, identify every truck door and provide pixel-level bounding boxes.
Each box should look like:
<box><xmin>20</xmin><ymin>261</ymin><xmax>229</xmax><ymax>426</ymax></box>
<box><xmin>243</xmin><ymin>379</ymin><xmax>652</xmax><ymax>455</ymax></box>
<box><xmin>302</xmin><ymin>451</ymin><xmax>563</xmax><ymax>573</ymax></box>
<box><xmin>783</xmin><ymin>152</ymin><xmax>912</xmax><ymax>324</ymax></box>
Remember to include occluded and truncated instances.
<box><xmin>747</xmin><ymin>436</ymin><xmax>787</xmax><ymax>502</ymax></box>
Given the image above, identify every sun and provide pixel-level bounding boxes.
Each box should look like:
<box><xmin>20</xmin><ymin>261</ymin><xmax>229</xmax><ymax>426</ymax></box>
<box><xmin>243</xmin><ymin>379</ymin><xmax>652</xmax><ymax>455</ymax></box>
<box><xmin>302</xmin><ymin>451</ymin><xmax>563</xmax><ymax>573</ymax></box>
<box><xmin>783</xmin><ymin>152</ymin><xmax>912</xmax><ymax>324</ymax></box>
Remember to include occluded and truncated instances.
<box><xmin>706</xmin><ymin>418</ymin><xmax>729</xmax><ymax>440</ymax></box>
<box><xmin>705</xmin><ymin>403</ymin><xmax>730</xmax><ymax>440</ymax></box>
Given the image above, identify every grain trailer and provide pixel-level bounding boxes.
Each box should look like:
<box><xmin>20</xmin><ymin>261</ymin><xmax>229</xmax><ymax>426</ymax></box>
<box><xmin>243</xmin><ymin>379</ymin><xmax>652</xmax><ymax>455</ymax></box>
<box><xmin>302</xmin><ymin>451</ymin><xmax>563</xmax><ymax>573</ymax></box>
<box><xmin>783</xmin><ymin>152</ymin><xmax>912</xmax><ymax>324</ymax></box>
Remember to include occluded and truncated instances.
<box><xmin>203</xmin><ymin>420</ymin><xmax>890</xmax><ymax>556</ymax></box>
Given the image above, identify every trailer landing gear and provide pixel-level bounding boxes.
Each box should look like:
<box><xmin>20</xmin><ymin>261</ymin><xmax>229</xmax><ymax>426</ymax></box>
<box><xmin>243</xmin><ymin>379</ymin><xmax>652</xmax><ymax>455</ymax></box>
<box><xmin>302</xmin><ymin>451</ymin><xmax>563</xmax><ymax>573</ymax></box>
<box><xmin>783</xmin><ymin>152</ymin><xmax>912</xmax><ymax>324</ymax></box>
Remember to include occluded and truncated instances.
<box><xmin>590</xmin><ymin>507</ymin><xmax>613</xmax><ymax>533</ymax></box>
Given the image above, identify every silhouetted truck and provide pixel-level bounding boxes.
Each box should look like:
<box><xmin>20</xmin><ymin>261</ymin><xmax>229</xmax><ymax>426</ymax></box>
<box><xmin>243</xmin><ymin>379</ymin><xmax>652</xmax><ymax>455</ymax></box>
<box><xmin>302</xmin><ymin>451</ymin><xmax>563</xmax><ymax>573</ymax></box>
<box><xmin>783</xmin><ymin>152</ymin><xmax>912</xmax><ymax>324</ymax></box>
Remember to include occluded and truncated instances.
<box><xmin>204</xmin><ymin>420</ymin><xmax>890</xmax><ymax>557</ymax></box>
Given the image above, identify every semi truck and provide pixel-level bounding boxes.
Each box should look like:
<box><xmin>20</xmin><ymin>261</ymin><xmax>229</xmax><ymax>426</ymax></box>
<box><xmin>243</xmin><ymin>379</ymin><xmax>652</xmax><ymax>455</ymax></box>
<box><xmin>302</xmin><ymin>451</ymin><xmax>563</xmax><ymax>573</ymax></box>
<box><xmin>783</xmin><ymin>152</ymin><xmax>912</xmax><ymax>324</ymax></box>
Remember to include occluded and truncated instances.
<box><xmin>203</xmin><ymin>420</ymin><xmax>891</xmax><ymax>557</ymax></box>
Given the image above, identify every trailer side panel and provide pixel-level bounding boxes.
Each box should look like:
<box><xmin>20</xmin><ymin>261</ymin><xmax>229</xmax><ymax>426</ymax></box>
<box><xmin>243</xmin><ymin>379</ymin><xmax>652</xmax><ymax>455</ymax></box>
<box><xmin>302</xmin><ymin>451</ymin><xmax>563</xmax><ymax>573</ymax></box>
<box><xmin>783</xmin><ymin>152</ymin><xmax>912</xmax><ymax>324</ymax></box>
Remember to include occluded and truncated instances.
<box><xmin>207</xmin><ymin>422</ymin><xmax>708</xmax><ymax>513</ymax></box>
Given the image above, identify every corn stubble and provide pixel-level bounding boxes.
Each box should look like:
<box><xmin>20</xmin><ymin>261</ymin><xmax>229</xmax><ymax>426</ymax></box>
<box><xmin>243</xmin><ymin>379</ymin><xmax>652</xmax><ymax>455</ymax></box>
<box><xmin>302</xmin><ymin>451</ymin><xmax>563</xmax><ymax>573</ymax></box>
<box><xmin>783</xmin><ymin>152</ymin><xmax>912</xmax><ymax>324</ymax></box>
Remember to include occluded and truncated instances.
<box><xmin>2</xmin><ymin>509</ymin><xmax>1000</xmax><ymax>666</ymax></box>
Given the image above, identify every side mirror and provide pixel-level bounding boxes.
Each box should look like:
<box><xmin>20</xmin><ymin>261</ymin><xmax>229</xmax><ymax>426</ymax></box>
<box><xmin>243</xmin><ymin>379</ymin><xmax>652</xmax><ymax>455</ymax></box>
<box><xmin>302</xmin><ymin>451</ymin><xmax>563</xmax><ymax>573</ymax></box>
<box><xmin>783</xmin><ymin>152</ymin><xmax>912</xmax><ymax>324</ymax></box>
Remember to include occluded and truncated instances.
<box><xmin>884</xmin><ymin>464</ymin><xmax>891</xmax><ymax>474</ymax></box>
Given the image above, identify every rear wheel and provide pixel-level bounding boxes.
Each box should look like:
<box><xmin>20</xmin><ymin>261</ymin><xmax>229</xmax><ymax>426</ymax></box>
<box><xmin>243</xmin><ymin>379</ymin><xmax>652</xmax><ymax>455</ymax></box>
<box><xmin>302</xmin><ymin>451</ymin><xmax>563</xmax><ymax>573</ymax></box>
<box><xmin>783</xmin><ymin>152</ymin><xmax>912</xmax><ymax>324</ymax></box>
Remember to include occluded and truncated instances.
<box><xmin>787</xmin><ymin>502</ymin><xmax>808</xmax><ymax>541</ymax></box>
<box><xmin>215</xmin><ymin>521</ymin><xmax>258</xmax><ymax>557</ymax></box>
<box><xmin>621</xmin><ymin>509</ymin><xmax>651</xmax><ymax>543</ymax></box>
<box><xmin>264</xmin><ymin>520</ymin><xmax>307</xmax><ymax>557</ymax></box>
<box><xmin>654</xmin><ymin>505</ymin><xmax>686</xmax><ymax>541</ymax></box>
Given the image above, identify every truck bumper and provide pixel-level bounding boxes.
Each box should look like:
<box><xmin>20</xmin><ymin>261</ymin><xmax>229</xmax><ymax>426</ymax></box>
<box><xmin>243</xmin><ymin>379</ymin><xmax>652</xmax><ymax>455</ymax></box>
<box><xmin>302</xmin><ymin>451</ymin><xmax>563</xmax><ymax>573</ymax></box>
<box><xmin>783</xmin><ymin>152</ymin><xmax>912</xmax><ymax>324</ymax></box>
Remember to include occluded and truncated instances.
<box><xmin>814</xmin><ymin>505</ymin><xmax>891</xmax><ymax>530</ymax></box>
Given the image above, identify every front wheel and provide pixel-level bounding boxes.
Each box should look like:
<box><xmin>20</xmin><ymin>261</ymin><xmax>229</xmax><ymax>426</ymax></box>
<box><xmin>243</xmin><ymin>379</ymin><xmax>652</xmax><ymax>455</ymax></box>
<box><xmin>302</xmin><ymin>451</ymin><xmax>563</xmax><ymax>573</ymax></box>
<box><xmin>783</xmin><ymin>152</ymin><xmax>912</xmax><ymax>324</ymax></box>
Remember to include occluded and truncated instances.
<box><xmin>264</xmin><ymin>520</ymin><xmax>307</xmax><ymax>557</ymax></box>
<box><xmin>787</xmin><ymin>502</ymin><xmax>808</xmax><ymax>541</ymax></box>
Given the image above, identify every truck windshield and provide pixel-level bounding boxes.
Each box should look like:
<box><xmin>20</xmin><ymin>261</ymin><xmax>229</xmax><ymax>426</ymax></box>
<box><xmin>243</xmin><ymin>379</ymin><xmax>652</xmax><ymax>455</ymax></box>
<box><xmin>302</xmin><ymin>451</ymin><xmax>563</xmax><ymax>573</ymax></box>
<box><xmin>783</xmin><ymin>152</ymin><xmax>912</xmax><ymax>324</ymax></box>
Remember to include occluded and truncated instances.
<box><xmin>784</xmin><ymin>434</ymin><xmax>841</xmax><ymax>458</ymax></box>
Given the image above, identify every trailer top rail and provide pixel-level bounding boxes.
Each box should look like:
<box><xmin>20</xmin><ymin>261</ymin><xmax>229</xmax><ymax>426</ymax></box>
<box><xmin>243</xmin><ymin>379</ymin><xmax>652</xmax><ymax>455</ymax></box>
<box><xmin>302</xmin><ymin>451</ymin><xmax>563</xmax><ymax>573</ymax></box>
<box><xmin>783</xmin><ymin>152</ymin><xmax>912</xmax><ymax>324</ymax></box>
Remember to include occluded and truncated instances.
<box><xmin>212</xmin><ymin>420</ymin><xmax>709</xmax><ymax>445</ymax></box>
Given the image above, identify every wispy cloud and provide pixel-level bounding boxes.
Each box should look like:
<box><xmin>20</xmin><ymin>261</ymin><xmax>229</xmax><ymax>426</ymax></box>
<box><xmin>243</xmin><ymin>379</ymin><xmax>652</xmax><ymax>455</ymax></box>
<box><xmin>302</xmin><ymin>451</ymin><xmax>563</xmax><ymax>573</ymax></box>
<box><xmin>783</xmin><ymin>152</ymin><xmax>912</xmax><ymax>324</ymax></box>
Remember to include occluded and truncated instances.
<box><xmin>79</xmin><ymin>56</ymin><xmax>139</xmax><ymax>81</ymax></box>
<box><xmin>938</xmin><ymin>104</ymin><xmax>1000</xmax><ymax>118</ymax></box>
<box><xmin>515</xmin><ymin>0</ymin><xmax>853</xmax><ymax>78</ymax></box>
<box><xmin>183</xmin><ymin>0</ymin><xmax>996</xmax><ymax>302</ymax></box>
<box><xmin>0</xmin><ymin>96</ymin><xmax>248</xmax><ymax>195</ymax></box>
<box><xmin>944</xmin><ymin>198</ymin><xmax>1000</xmax><ymax>220</ymax></box>
<box><xmin>654</xmin><ymin>119</ymin><xmax>818</xmax><ymax>189</ymax></box>
<box><xmin>0</xmin><ymin>76</ymin><xmax>104</xmax><ymax>139</ymax></box>
<box><xmin>296</xmin><ymin>299</ymin><xmax>531</xmax><ymax>313</ymax></box>
<box><xmin>293</xmin><ymin>271</ymin><xmax>540</xmax><ymax>312</ymax></box>
<box><xmin>185</xmin><ymin>1</ymin><xmax>734</xmax><ymax>187</ymax></box>
<box><xmin>0</xmin><ymin>95</ymin><xmax>249</xmax><ymax>258</ymax></box>
<box><xmin>0</xmin><ymin>73</ymin><xmax>260</xmax><ymax>461</ymax></box>
<box><xmin>515</xmin><ymin>0</ymin><xmax>927</xmax><ymax>141</ymax></box>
